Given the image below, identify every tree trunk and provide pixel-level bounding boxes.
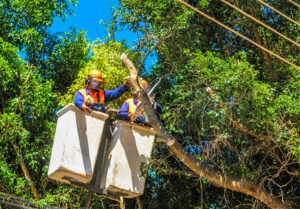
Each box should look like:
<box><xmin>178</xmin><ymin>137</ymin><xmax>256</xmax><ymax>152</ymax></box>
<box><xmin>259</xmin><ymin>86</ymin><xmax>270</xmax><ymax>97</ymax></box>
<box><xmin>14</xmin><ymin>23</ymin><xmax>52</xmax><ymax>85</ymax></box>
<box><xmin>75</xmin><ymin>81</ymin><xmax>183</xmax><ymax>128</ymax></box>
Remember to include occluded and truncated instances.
<box><xmin>251</xmin><ymin>22</ymin><xmax>272</xmax><ymax>67</ymax></box>
<box><xmin>249</xmin><ymin>4</ymin><xmax>277</xmax><ymax>82</ymax></box>
<box><xmin>121</xmin><ymin>54</ymin><xmax>292</xmax><ymax>209</ymax></box>
<box><xmin>84</xmin><ymin>191</ymin><xmax>93</xmax><ymax>209</ymax></box>
<box><xmin>10</xmin><ymin>70</ymin><xmax>40</xmax><ymax>200</ymax></box>
<box><xmin>11</xmin><ymin>143</ymin><xmax>40</xmax><ymax>200</ymax></box>
<box><xmin>120</xmin><ymin>196</ymin><xmax>125</xmax><ymax>209</ymax></box>
<box><xmin>136</xmin><ymin>197</ymin><xmax>142</xmax><ymax>209</ymax></box>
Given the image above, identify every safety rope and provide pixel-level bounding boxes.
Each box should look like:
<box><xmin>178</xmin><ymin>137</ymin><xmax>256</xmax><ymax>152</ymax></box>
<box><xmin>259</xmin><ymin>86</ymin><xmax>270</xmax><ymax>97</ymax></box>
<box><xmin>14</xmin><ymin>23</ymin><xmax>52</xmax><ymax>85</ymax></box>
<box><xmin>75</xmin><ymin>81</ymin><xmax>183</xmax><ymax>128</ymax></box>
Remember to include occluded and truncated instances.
<box><xmin>287</xmin><ymin>0</ymin><xmax>300</xmax><ymax>8</ymax></box>
<box><xmin>176</xmin><ymin>0</ymin><xmax>299</xmax><ymax>69</ymax></box>
<box><xmin>257</xmin><ymin>0</ymin><xmax>300</xmax><ymax>27</ymax></box>
<box><xmin>220</xmin><ymin>0</ymin><xmax>299</xmax><ymax>48</ymax></box>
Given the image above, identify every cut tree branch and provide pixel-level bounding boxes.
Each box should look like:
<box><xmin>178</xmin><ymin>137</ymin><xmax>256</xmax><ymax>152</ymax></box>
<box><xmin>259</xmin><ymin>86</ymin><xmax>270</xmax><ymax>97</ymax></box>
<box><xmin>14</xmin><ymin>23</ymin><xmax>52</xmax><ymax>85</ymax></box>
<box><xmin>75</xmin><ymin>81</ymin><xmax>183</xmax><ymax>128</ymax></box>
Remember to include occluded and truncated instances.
<box><xmin>121</xmin><ymin>54</ymin><xmax>292</xmax><ymax>209</ymax></box>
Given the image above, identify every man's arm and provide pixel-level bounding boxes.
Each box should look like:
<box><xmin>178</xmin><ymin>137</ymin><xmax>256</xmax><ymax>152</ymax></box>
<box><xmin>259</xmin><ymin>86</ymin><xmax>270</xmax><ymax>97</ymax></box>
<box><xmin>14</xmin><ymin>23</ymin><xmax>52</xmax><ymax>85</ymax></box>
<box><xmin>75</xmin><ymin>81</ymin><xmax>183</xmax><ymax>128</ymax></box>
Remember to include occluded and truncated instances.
<box><xmin>74</xmin><ymin>91</ymin><xmax>91</xmax><ymax>113</ymax></box>
<box><xmin>74</xmin><ymin>91</ymin><xmax>84</xmax><ymax>110</ymax></box>
<box><xmin>105</xmin><ymin>84</ymin><xmax>127</xmax><ymax>102</ymax></box>
<box><xmin>154</xmin><ymin>101</ymin><xmax>163</xmax><ymax>114</ymax></box>
<box><xmin>117</xmin><ymin>101</ymin><xmax>131</xmax><ymax>121</ymax></box>
<box><xmin>117</xmin><ymin>101</ymin><xmax>146</xmax><ymax>122</ymax></box>
<box><xmin>135</xmin><ymin>115</ymin><xmax>146</xmax><ymax>123</ymax></box>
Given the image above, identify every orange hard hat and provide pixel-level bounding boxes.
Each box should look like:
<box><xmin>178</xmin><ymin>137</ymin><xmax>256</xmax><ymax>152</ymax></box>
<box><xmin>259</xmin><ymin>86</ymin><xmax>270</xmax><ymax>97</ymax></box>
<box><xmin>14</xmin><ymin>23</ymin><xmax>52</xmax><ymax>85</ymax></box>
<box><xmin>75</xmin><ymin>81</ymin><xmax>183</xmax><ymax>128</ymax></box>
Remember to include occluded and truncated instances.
<box><xmin>141</xmin><ymin>79</ymin><xmax>149</xmax><ymax>90</ymax></box>
<box><xmin>87</xmin><ymin>70</ymin><xmax>104</xmax><ymax>91</ymax></box>
<box><xmin>88</xmin><ymin>70</ymin><xmax>102</xmax><ymax>78</ymax></box>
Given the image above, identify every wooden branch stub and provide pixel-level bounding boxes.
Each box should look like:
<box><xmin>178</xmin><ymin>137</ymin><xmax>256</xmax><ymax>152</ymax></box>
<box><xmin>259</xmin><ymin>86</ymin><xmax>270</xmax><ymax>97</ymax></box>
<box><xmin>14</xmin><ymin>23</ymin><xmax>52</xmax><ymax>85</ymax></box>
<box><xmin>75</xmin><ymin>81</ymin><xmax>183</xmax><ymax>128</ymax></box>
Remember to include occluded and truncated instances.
<box><xmin>121</xmin><ymin>54</ymin><xmax>137</xmax><ymax>77</ymax></box>
<box><xmin>167</xmin><ymin>139</ymin><xmax>176</xmax><ymax>146</ymax></box>
<box><xmin>121</xmin><ymin>54</ymin><xmax>145</xmax><ymax>92</ymax></box>
<box><xmin>121</xmin><ymin>53</ymin><xmax>148</xmax><ymax>122</ymax></box>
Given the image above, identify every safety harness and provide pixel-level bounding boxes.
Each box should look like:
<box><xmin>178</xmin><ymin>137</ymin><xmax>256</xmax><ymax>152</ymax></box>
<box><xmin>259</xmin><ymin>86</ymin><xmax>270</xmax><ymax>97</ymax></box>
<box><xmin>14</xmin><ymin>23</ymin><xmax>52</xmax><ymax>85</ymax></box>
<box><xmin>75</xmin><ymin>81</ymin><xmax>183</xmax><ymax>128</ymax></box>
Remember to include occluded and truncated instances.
<box><xmin>79</xmin><ymin>89</ymin><xmax>105</xmax><ymax>111</ymax></box>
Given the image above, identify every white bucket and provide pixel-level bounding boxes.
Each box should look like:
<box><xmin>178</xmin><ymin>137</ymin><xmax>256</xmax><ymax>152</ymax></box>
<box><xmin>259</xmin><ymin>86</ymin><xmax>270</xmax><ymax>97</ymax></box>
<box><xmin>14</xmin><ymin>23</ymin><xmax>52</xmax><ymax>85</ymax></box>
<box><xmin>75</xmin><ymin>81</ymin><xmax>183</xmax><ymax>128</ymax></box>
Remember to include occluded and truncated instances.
<box><xmin>100</xmin><ymin>120</ymin><xmax>156</xmax><ymax>198</ymax></box>
<box><xmin>48</xmin><ymin>104</ymin><xmax>109</xmax><ymax>184</ymax></box>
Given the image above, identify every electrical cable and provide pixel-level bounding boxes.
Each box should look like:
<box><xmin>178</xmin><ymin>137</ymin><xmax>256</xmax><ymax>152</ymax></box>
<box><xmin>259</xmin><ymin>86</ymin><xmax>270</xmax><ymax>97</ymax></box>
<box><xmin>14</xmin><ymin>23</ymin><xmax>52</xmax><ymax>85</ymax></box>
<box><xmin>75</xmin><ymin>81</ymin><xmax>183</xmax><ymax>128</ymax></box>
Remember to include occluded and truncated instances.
<box><xmin>257</xmin><ymin>0</ymin><xmax>300</xmax><ymax>27</ymax></box>
<box><xmin>176</xmin><ymin>0</ymin><xmax>299</xmax><ymax>69</ymax></box>
<box><xmin>220</xmin><ymin>0</ymin><xmax>300</xmax><ymax>48</ymax></box>
<box><xmin>287</xmin><ymin>0</ymin><xmax>300</xmax><ymax>8</ymax></box>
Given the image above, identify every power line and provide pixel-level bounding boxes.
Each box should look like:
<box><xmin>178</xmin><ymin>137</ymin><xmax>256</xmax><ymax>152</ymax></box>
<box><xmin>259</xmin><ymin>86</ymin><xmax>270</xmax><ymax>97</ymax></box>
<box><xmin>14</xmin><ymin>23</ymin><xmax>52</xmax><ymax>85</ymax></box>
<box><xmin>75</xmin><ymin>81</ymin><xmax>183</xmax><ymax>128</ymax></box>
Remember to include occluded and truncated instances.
<box><xmin>176</xmin><ymin>0</ymin><xmax>299</xmax><ymax>70</ymax></box>
<box><xmin>287</xmin><ymin>0</ymin><xmax>300</xmax><ymax>8</ymax></box>
<box><xmin>220</xmin><ymin>0</ymin><xmax>300</xmax><ymax>48</ymax></box>
<box><xmin>257</xmin><ymin>0</ymin><xmax>300</xmax><ymax>27</ymax></box>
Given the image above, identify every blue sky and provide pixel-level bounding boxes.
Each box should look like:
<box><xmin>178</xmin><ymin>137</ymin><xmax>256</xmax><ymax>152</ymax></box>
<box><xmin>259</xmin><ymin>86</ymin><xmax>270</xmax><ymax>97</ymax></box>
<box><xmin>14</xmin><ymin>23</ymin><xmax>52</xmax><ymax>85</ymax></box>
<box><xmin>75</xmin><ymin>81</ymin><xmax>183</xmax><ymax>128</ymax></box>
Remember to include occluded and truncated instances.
<box><xmin>51</xmin><ymin>0</ymin><xmax>136</xmax><ymax>44</ymax></box>
<box><xmin>51</xmin><ymin>0</ymin><xmax>156</xmax><ymax>67</ymax></box>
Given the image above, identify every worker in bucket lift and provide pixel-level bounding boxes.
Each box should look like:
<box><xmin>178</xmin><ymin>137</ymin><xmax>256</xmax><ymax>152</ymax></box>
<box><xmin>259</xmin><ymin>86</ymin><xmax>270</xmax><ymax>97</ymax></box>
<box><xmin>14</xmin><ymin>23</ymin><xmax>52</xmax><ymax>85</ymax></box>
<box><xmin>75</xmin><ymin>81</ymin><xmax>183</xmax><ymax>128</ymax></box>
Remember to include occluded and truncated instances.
<box><xmin>117</xmin><ymin>79</ymin><xmax>162</xmax><ymax>124</ymax></box>
<box><xmin>74</xmin><ymin>70</ymin><xmax>130</xmax><ymax>113</ymax></box>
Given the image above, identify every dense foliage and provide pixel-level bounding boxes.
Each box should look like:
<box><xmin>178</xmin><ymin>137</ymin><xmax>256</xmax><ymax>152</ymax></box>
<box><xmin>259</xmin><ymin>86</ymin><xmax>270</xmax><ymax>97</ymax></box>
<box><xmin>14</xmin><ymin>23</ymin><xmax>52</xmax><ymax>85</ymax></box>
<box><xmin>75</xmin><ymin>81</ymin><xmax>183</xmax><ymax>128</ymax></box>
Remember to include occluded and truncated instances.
<box><xmin>110</xmin><ymin>0</ymin><xmax>299</xmax><ymax>208</ymax></box>
<box><xmin>0</xmin><ymin>0</ymin><xmax>299</xmax><ymax>208</ymax></box>
<box><xmin>60</xmin><ymin>40</ymin><xmax>132</xmax><ymax>108</ymax></box>
<box><xmin>0</xmin><ymin>0</ymin><xmax>101</xmax><ymax>208</ymax></box>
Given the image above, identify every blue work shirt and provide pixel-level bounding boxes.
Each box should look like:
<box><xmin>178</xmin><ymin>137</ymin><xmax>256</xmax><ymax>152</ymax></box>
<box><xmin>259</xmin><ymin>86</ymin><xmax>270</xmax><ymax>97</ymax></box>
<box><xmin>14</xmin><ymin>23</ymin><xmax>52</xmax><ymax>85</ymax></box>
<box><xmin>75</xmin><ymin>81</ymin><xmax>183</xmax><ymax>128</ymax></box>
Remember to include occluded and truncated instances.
<box><xmin>117</xmin><ymin>97</ymin><xmax>162</xmax><ymax>123</ymax></box>
<box><xmin>74</xmin><ymin>84</ymin><xmax>127</xmax><ymax>112</ymax></box>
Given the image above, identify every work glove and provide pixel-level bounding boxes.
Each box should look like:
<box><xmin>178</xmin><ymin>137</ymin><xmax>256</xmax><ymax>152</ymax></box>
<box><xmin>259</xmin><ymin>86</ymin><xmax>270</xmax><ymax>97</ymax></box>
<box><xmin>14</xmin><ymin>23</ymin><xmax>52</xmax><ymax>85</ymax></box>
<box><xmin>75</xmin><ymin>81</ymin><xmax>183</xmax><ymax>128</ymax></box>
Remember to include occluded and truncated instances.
<box><xmin>144</xmin><ymin>113</ymin><xmax>149</xmax><ymax>122</ymax></box>
<box><xmin>124</xmin><ymin>76</ymin><xmax>134</xmax><ymax>90</ymax></box>
<box><xmin>124</xmin><ymin>76</ymin><xmax>140</xmax><ymax>93</ymax></box>
<box><xmin>81</xmin><ymin>103</ymin><xmax>91</xmax><ymax>113</ymax></box>
<box><xmin>128</xmin><ymin>112</ymin><xmax>134</xmax><ymax>119</ymax></box>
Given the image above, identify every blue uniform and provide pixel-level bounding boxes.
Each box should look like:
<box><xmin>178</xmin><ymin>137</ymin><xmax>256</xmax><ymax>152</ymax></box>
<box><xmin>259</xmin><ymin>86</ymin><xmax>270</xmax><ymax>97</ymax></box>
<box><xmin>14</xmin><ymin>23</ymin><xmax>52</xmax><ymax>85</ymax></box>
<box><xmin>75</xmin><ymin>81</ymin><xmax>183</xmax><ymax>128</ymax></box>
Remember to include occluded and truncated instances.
<box><xmin>74</xmin><ymin>84</ymin><xmax>127</xmax><ymax>112</ymax></box>
<box><xmin>117</xmin><ymin>97</ymin><xmax>162</xmax><ymax>123</ymax></box>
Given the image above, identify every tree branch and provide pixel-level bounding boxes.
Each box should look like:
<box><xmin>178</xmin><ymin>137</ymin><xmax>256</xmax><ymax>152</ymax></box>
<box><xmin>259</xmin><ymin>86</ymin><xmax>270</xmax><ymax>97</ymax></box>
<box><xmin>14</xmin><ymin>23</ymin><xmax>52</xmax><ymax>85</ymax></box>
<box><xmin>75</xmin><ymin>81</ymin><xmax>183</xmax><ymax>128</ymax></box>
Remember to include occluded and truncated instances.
<box><xmin>0</xmin><ymin>88</ymin><xmax>5</xmax><ymax>114</ymax></box>
<box><xmin>0</xmin><ymin>183</ymin><xmax>9</xmax><ymax>193</ymax></box>
<box><xmin>10</xmin><ymin>143</ymin><xmax>40</xmax><ymax>200</ymax></box>
<box><xmin>10</xmin><ymin>64</ymin><xmax>40</xmax><ymax>200</ymax></box>
<box><xmin>14</xmin><ymin>65</ymin><xmax>33</xmax><ymax>113</ymax></box>
<box><xmin>206</xmin><ymin>87</ymin><xmax>271</xmax><ymax>142</ymax></box>
<box><xmin>121</xmin><ymin>55</ymin><xmax>292</xmax><ymax>209</ymax></box>
<box><xmin>137</xmin><ymin>33</ymin><xmax>174</xmax><ymax>72</ymax></box>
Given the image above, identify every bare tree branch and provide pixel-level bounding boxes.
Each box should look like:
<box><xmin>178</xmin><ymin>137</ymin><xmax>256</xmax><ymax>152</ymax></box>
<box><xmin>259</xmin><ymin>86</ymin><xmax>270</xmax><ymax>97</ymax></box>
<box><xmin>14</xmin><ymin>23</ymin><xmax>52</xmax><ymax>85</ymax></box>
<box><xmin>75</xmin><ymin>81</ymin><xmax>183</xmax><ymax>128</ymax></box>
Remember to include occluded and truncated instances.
<box><xmin>137</xmin><ymin>33</ymin><xmax>174</xmax><ymax>73</ymax></box>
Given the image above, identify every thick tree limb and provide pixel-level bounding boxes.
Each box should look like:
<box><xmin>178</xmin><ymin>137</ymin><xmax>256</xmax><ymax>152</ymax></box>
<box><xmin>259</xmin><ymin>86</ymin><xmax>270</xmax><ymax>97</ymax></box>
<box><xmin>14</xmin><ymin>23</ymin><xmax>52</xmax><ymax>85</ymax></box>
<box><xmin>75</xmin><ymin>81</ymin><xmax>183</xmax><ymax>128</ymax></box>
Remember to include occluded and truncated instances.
<box><xmin>121</xmin><ymin>54</ymin><xmax>292</xmax><ymax>209</ymax></box>
<box><xmin>166</xmin><ymin>139</ymin><xmax>290</xmax><ymax>209</ymax></box>
<box><xmin>158</xmin><ymin>168</ymin><xmax>200</xmax><ymax>178</ymax></box>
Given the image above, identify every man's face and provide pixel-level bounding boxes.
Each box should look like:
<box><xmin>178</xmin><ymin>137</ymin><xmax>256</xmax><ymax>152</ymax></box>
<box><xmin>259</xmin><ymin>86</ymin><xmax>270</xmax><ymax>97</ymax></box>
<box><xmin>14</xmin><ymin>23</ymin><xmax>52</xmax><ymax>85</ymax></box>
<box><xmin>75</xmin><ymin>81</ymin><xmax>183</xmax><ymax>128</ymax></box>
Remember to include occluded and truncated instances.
<box><xmin>90</xmin><ymin>77</ymin><xmax>104</xmax><ymax>91</ymax></box>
